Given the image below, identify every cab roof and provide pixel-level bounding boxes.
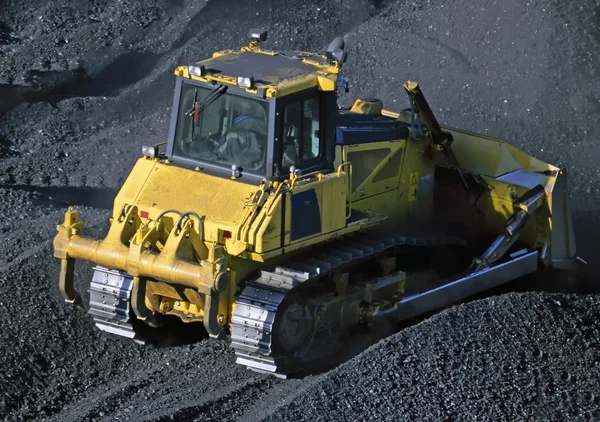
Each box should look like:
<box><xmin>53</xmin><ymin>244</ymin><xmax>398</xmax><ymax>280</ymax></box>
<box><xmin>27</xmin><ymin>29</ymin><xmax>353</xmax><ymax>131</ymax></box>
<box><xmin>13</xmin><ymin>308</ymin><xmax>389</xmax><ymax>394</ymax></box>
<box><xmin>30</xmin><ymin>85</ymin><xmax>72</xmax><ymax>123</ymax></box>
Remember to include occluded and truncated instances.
<box><xmin>174</xmin><ymin>47</ymin><xmax>342</xmax><ymax>98</ymax></box>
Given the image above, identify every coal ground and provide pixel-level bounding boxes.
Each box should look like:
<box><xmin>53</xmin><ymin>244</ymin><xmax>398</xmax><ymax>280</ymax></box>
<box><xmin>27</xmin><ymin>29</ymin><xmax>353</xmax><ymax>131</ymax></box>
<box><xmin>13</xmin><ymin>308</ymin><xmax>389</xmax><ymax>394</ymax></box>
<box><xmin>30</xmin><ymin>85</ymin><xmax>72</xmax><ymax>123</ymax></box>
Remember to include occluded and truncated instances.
<box><xmin>0</xmin><ymin>0</ymin><xmax>599</xmax><ymax>420</ymax></box>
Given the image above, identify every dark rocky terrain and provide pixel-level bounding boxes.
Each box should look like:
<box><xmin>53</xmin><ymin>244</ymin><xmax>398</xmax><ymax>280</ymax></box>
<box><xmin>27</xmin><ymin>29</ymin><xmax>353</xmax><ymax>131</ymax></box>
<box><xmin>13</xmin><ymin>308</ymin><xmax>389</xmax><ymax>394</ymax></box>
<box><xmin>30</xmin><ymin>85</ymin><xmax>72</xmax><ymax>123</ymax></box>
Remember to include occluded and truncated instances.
<box><xmin>0</xmin><ymin>0</ymin><xmax>599</xmax><ymax>420</ymax></box>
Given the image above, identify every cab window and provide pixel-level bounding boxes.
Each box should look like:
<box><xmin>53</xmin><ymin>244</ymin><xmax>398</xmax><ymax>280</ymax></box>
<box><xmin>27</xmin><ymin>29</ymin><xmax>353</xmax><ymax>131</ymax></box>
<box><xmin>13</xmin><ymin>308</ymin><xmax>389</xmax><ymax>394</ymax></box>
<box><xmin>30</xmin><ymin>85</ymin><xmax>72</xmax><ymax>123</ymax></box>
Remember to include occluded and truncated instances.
<box><xmin>281</xmin><ymin>96</ymin><xmax>320</xmax><ymax>170</ymax></box>
<box><xmin>173</xmin><ymin>82</ymin><xmax>269</xmax><ymax>174</ymax></box>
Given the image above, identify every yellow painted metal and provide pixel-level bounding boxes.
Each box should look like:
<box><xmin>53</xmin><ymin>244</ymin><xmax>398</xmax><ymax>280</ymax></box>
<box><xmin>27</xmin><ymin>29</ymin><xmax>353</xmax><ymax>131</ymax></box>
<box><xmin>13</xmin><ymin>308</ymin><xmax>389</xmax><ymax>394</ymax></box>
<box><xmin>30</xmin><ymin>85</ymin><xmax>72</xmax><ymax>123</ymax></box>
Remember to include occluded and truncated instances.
<box><xmin>350</xmin><ymin>99</ymin><xmax>383</xmax><ymax>115</ymax></box>
<box><xmin>317</xmin><ymin>74</ymin><xmax>337</xmax><ymax>91</ymax></box>
<box><xmin>336</xmin><ymin>163</ymin><xmax>353</xmax><ymax>219</ymax></box>
<box><xmin>54</xmin><ymin>48</ymin><xmax>575</xmax><ymax>341</ymax></box>
<box><xmin>393</xmin><ymin>110</ymin><xmax>558</xmax><ymax>176</ymax></box>
<box><xmin>250</xmin><ymin>191</ymin><xmax>284</xmax><ymax>253</ymax></box>
<box><xmin>174</xmin><ymin>45</ymin><xmax>341</xmax><ymax>98</ymax></box>
<box><xmin>339</xmin><ymin>127</ymin><xmax>438</xmax><ymax>224</ymax></box>
<box><xmin>244</xmin><ymin>170</ymin><xmax>349</xmax><ymax>252</ymax></box>
<box><xmin>320</xmin><ymin>174</ymin><xmax>347</xmax><ymax>233</ymax></box>
<box><xmin>448</xmin><ymin>128</ymin><xmax>556</xmax><ymax>177</ymax></box>
<box><xmin>114</xmin><ymin>158</ymin><xmax>259</xmax><ymax>247</ymax></box>
<box><xmin>53</xmin><ymin>199</ymin><xmax>242</xmax><ymax>334</ymax></box>
<box><xmin>286</xmin><ymin>172</ymin><xmax>347</xmax><ymax>244</ymax></box>
<box><xmin>55</xmin><ymin>207</ymin><xmax>215</xmax><ymax>293</ymax></box>
<box><xmin>342</xmin><ymin>140</ymin><xmax>407</xmax><ymax>201</ymax></box>
<box><xmin>269</xmin><ymin>75</ymin><xmax>319</xmax><ymax>97</ymax></box>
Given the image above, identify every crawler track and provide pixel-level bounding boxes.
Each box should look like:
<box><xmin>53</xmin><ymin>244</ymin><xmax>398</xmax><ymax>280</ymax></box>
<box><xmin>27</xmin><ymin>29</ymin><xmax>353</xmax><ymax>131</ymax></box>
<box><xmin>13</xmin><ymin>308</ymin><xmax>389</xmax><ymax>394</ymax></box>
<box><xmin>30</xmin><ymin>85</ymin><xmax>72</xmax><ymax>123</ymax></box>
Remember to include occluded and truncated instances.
<box><xmin>230</xmin><ymin>233</ymin><xmax>462</xmax><ymax>377</ymax></box>
<box><xmin>87</xmin><ymin>266</ymin><xmax>145</xmax><ymax>344</ymax></box>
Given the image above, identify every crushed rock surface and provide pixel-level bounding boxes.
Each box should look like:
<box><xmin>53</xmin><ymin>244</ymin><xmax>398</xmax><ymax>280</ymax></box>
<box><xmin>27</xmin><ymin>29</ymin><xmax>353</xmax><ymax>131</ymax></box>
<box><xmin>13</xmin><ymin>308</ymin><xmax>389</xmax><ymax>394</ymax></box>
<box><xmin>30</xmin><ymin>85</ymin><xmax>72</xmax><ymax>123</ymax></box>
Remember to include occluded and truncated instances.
<box><xmin>264</xmin><ymin>293</ymin><xmax>600</xmax><ymax>421</ymax></box>
<box><xmin>0</xmin><ymin>0</ymin><xmax>599</xmax><ymax>421</ymax></box>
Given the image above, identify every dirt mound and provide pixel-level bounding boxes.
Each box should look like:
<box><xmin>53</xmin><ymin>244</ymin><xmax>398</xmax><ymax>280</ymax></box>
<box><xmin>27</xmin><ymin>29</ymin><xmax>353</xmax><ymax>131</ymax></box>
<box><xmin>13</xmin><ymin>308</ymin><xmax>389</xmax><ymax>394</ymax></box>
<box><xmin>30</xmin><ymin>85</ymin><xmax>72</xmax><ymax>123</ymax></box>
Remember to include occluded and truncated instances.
<box><xmin>262</xmin><ymin>293</ymin><xmax>600</xmax><ymax>421</ymax></box>
<box><xmin>0</xmin><ymin>0</ymin><xmax>599</xmax><ymax>421</ymax></box>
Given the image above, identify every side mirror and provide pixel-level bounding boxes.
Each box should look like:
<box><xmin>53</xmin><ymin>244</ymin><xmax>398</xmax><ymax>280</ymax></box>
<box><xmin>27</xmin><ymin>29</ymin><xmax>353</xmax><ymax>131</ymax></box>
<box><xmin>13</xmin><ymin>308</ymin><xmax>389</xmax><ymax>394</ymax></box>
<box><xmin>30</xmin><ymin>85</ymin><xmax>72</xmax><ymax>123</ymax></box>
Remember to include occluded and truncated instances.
<box><xmin>326</xmin><ymin>36</ymin><xmax>347</xmax><ymax>63</ymax></box>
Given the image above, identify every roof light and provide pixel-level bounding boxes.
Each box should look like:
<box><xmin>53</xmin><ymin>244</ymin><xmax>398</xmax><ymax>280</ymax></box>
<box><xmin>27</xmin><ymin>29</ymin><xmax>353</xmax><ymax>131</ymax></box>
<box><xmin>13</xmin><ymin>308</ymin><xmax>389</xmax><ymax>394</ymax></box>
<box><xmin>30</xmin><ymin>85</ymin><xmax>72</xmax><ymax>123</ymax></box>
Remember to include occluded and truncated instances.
<box><xmin>249</xmin><ymin>29</ymin><xmax>267</xmax><ymax>42</ymax></box>
<box><xmin>237</xmin><ymin>76</ymin><xmax>254</xmax><ymax>89</ymax></box>
<box><xmin>142</xmin><ymin>145</ymin><xmax>157</xmax><ymax>158</ymax></box>
<box><xmin>188</xmin><ymin>64</ymin><xmax>205</xmax><ymax>77</ymax></box>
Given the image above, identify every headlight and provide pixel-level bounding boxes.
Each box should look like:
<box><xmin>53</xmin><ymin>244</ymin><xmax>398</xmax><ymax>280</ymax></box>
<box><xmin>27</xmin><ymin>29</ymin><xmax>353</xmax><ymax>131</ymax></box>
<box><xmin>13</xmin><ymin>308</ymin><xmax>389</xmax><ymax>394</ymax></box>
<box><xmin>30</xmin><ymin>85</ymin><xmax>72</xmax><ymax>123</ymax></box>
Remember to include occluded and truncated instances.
<box><xmin>249</xmin><ymin>29</ymin><xmax>267</xmax><ymax>42</ymax></box>
<box><xmin>142</xmin><ymin>145</ymin><xmax>157</xmax><ymax>158</ymax></box>
<box><xmin>188</xmin><ymin>64</ymin><xmax>205</xmax><ymax>77</ymax></box>
<box><xmin>237</xmin><ymin>76</ymin><xmax>254</xmax><ymax>88</ymax></box>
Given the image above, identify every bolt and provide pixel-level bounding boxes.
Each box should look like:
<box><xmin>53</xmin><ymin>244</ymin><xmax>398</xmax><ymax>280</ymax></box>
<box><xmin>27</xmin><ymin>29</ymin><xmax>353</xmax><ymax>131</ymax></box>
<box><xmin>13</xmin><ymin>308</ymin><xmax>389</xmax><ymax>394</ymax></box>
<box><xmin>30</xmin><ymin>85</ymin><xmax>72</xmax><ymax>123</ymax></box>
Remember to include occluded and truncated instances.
<box><xmin>218</xmin><ymin>314</ymin><xmax>225</xmax><ymax>324</ymax></box>
<box><xmin>175</xmin><ymin>301</ymin><xmax>181</xmax><ymax>306</ymax></box>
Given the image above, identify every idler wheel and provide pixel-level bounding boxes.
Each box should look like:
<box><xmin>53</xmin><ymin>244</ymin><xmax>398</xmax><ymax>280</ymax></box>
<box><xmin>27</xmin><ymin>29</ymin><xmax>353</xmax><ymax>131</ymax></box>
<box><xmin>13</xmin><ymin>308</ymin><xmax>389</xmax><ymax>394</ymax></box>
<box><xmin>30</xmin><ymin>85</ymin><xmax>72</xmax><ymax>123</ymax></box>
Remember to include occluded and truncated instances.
<box><xmin>273</xmin><ymin>302</ymin><xmax>313</xmax><ymax>353</ymax></box>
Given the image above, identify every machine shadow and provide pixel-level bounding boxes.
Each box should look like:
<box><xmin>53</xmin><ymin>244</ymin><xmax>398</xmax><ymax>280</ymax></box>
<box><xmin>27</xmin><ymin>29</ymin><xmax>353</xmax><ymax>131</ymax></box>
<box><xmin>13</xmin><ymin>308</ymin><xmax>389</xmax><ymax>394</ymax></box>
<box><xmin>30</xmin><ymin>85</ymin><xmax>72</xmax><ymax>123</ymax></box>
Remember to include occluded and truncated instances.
<box><xmin>289</xmin><ymin>210</ymin><xmax>600</xmax><ymax>378</ymax></box>
<box><xmin>1</xmin><ymin>184</ymin><xmax>118</xmax><ymax>210</ymax></box>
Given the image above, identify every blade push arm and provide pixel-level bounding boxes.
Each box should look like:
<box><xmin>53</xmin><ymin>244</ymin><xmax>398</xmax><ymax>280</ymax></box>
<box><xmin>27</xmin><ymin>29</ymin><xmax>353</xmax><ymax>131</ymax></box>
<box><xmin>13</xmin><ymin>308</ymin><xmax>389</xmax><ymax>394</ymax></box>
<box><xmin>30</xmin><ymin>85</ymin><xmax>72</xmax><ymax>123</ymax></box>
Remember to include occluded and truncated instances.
<box><xmin>469</xmin><ymin>184</ymin><xmax>547</xmax><ymax>272</ymax></box>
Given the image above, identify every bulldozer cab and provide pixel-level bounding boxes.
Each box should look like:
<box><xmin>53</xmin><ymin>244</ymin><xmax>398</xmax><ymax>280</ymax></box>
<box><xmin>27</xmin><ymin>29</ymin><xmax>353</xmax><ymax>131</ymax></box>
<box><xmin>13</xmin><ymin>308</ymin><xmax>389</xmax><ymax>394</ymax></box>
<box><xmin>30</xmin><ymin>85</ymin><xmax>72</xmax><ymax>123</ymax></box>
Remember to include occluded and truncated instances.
<box><xmin>167</xmin><ymin>80</ymin><xmax>334</xmax><ymax>182</ymax></box>
<box><xmin>165</xmin><ymin>33</ymin><xmax>340</xmax><ymax>184</ymax></box>
<box><xmin>171</xmin><ymin>82</ymin><xmax>270</xmax><ymax>174</ymax></box>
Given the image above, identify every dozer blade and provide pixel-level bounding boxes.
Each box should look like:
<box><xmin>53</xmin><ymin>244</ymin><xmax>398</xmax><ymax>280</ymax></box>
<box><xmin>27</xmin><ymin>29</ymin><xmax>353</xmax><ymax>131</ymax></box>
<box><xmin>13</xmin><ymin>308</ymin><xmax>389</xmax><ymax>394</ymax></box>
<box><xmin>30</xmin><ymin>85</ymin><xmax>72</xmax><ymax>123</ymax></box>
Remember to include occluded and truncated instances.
<box><xmin>369</xmin><ymin>183</ymin><xmax>579</xmax><ymax>324</ymax></box>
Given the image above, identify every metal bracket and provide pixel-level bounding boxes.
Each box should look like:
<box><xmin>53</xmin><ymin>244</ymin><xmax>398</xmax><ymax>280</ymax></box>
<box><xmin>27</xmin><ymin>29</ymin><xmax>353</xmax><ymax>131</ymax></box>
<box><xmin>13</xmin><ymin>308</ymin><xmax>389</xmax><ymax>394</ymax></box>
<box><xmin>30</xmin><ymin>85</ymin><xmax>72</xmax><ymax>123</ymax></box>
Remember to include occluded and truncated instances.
<box><xmin>470</xmin><ymin>185</ymin><xmax>546</xmax><ymax>272</ymax></box>
<box><xmin>337</xmin><ymin>76</ymin><xmax>350</xmax><ymax>93</ymax></box>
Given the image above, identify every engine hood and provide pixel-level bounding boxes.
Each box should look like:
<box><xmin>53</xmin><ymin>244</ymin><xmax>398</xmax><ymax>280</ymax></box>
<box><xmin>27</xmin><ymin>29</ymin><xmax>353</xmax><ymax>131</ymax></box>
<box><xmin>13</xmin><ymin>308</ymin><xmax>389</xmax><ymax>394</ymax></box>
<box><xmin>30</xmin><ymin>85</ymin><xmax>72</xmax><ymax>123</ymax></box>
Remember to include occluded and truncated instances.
<box><xmin>113</xmin><ymin>157</ymin><xmax>260</xmax><ymax>243</ymax></box>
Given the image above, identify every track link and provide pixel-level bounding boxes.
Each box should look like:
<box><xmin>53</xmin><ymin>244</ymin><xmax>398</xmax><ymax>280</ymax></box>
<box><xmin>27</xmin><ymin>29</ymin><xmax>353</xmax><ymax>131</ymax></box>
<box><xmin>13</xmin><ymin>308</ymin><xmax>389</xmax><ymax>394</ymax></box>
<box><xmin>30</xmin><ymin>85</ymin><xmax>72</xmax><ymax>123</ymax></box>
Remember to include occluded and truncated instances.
<box><xmin>87</xmin><ymin>266</ymin><xmax>145</xmax><ymax>344</ymax></box>
<box><xmin>230</xmin><ymin>234</ymin><xmax>461</xmax><ymax>377</ymax></box>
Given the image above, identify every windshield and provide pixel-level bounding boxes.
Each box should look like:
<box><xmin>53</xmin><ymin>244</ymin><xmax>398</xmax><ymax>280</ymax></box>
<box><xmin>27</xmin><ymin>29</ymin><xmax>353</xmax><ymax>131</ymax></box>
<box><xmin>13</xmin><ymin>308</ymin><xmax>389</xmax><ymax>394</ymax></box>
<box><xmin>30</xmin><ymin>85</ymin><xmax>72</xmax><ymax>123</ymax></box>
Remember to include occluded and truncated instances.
<box><xmin>173</xmin><ymin>82</ymin><xmax>269</xmax><ymax>173</ymax></box>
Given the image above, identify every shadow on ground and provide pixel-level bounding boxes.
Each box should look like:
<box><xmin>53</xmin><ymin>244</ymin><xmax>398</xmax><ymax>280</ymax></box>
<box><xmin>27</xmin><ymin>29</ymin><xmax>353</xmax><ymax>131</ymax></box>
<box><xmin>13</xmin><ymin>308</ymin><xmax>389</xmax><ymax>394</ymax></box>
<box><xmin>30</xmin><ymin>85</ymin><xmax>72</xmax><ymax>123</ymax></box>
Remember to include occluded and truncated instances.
<box><xmin>1</xmin><ymin>184</ymin><xmax>118</xmax><ymax>209</ymax></box>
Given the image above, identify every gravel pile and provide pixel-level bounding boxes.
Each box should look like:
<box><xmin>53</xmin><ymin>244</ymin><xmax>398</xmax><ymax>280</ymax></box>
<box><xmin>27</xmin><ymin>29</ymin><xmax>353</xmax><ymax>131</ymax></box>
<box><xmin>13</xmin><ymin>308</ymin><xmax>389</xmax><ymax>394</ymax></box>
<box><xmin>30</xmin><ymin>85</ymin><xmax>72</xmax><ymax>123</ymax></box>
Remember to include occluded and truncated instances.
<box><xmin>0</xmin><ymin>0</ymin><xmax>599</xmax><ymax>420</ymax></box>
<box><xmin>263</xmin><ymin>293</ymin><xmax>600</xmax><ymax>421</ymax></box>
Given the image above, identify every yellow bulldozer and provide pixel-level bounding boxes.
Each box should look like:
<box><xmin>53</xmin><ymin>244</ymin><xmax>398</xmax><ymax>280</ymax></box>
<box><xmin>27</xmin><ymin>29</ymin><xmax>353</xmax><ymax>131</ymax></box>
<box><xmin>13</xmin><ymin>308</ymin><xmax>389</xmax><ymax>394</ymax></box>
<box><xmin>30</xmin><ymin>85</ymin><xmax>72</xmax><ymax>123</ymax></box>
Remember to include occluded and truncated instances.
<box><xmin>53</xmin><ymin>30</ymin><xmax>582</xmax><ymax>377</ymax></box>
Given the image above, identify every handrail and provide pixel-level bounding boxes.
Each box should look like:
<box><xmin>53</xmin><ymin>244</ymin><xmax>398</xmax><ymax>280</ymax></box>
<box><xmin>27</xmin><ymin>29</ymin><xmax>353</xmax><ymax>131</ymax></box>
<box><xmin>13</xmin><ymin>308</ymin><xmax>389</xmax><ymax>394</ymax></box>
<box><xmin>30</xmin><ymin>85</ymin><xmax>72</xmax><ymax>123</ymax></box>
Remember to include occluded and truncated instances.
<box><xmin>287</xmin><ymin>167</ymin><xmax>328</xmax><ymax>190</ymax></box>
<box><xmin>337</xmin><ymin>162</ymin><xmax>353</xmax><ymax>219</ymax></box>
<box><xmin>239</xmin><ymin>188</ymin><xmax>267</xmax><ymax>241</ymax></box>
<box><xmin>266</xmin><ymin>182</ymin><xmax>285</xmax><ymax>217</ymax></box>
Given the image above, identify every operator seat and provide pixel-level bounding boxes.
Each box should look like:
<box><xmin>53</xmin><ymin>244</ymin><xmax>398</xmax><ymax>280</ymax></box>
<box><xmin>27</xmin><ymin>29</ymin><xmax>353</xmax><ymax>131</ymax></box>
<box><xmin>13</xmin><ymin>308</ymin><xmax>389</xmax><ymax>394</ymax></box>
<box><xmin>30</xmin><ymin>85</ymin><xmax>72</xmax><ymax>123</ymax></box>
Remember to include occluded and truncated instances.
<box><xmin>217</xmin><ymin>104</ymin><xmax>267</xmax><ymax>171</ymax></box>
